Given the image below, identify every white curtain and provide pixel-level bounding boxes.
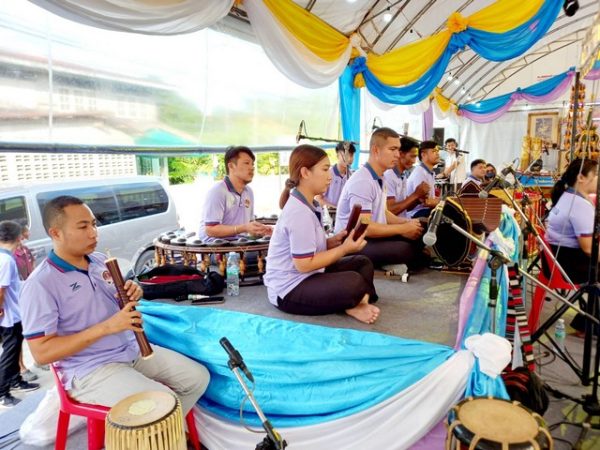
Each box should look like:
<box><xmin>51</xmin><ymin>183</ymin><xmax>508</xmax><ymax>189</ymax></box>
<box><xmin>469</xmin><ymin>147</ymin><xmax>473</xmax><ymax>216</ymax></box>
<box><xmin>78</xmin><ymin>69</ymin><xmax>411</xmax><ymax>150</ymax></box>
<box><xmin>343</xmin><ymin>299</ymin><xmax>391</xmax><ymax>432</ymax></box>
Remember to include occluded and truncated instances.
<box><xmin>244</xmin><ymin>0</ymin><xmax>352</xmax><ymax>88</ymax></box>
<box><xmin>194</xmin><ymin>351</ymin><xmax>474</xmax><ymax>450</ymax></box>
<box><xmin>28</xmin><ymin>0</ymin><xmax>234</xmax><ymax>35</ymax></box>
<box><xmin>459</xmin><ymin>110</ymin><xmax>528</xmax><ymax>167</ymax></box>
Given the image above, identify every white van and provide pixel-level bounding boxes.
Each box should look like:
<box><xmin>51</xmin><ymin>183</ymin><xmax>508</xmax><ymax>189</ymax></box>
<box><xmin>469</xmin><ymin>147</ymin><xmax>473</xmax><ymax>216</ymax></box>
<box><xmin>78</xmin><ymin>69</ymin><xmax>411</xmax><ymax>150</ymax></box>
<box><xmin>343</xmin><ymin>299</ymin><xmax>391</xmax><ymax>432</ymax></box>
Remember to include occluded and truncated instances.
<box><xmin>0</xmin><ymin>176</ymin><xmax>179</xmax><ymax>275</ymax></box>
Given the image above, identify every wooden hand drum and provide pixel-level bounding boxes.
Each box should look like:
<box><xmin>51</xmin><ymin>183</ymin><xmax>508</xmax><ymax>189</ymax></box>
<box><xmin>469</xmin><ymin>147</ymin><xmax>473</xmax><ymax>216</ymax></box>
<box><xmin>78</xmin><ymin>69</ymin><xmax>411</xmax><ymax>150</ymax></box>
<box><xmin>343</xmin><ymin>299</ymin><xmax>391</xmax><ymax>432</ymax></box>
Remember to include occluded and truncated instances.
<box><xmin>446</xmin><ymin>397</ymin><xmax>553</xmax><ymax>450</ymax></box>
<box><xmin>105</xmin><ymin>391</ymin><xmax>186</xmax><ymax>450</ymax></box>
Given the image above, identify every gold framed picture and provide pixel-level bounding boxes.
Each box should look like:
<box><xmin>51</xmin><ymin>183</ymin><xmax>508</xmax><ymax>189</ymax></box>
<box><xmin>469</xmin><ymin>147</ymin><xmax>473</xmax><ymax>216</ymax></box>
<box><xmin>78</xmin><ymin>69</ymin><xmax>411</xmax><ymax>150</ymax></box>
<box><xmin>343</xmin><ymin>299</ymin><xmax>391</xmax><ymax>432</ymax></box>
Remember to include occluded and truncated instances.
<box><xmin>527</xmin><ymin>112</ymin><xmax>560</xmax><ymax>143</ymax></box>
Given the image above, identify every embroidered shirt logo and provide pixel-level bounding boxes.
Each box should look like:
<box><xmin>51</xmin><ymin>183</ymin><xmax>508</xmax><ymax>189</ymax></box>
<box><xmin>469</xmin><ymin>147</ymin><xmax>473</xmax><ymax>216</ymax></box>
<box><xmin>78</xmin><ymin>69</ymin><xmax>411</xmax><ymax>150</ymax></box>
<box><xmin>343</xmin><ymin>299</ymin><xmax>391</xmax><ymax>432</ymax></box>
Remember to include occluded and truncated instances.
<box><xmin>102</xmin><ymin>270</ymin><xmax>114</xmax><ymax>285</ymax></box>
<box><xmin>70</xmin><ymin>282</ymin><xmax>82</xmax><ymax>292</ymax></box>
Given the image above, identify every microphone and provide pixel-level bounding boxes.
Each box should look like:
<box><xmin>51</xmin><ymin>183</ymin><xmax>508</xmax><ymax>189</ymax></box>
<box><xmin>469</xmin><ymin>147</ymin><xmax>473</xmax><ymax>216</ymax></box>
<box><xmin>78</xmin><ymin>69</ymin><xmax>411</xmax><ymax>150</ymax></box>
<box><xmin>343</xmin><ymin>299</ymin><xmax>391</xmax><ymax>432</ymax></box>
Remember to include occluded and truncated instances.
<box><xmin>454</xmin><ymin>149</ymin><xmax>470</xmax><ymax>154</ymax></box>
<box><xmin>423</xmin><ymin>197</ymin><xmax>446</xmax><ymax>247</ymax></box>
<box><xmin>220</xmin><ymin>337</ymin><xmax>254</xmax><ymax>383</ymax></box>
<box><xmin>479</xmin><ymin>177</ymin><xmax>501</xmax><ymax>198</ymax></box>
<box><xmin>501</xmin><ymin>164</ymin><xmax>516</xmax><ymax>177</ymax></box>
<box><xmin>371</xmin><ymin>117</ymin><xmax>380</xmax><ymax>131</ymax></box>
<box><xmin>296</xmin><ymin>120</ymin><xmax>305</xmax><ymax>144</ymax></box>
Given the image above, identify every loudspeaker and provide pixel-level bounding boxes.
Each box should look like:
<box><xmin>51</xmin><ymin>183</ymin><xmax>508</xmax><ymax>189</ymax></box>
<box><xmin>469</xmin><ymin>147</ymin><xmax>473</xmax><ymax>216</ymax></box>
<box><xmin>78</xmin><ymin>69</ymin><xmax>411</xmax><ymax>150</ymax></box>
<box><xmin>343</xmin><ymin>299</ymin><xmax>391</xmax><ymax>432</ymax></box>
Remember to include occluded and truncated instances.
<box><xmin>432</xmin><ymin>128</ymin><xmax>445</xmax><ymax>146</ymax></box>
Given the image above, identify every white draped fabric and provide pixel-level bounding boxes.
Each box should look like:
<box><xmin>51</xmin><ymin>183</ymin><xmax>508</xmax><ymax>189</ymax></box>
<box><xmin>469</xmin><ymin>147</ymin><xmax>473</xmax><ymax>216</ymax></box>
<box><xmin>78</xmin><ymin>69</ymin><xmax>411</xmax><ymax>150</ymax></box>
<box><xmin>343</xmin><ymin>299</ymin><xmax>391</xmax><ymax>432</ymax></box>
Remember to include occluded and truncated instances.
<box><xmin>459</xmin><ymin>110</ymin><xmax>528</xmax><ymax>165</ymax></box>
<box><xmin>28</xmin><ymin>0</ymin><xmax>233</xmax><ymax>35</ymax></box>
<box><xmin>192</xmin><ymin>344</ymin><xmax>506</xmax><ymax>450</ymax></box>
<box><xmin>244</xmin><ymin>0</ymin><xmax>352</xmax><ymax>88</ymax></box>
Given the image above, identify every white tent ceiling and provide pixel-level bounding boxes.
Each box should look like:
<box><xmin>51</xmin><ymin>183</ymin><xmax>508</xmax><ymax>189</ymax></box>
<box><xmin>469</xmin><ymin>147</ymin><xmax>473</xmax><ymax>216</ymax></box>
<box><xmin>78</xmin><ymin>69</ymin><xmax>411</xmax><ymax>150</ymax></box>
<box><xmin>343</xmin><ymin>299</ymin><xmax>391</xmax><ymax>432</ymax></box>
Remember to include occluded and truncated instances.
<box><xmin>227</xmin><ymin>0</ymin><xmax>598</xmax><ymax>104</ymax></box>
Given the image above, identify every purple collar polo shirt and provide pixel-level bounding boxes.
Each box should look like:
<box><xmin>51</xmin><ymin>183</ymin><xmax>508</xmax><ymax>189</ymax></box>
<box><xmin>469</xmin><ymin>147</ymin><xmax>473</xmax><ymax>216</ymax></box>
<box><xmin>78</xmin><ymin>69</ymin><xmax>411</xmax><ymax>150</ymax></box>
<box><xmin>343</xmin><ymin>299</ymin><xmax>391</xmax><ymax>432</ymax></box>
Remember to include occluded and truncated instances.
<box><xmin>323</xmin><ymin>164</ymin><xmax>350</xmax><ymax>207</ymax></box>
<box><xmin>405</xmin><ymin>163</ymin><xmax>436</xmax><ymax>218</ymax></box>
<box><xmin>20</xmin><ymin>251</ymin><xmax>138</xmax><ymax>388</ymax></box>
<box><xmin>384</xmin><ymin>167</ymin><xmax>408</xmax><ymax>218</ymax></box>
<box><xmin>198</xmin><ymin>176</ymin><xmax>255</xmax><ymax>242</ymax></box>
<box><xmin>547</xmin><ymin>189</ymin><xmax>594</xmax><ymax>249</ymax></box>
<box><xmin>264</xmin><ymin>190</ymin><xmax>326</xmax><ymax>306</ymax></box>
<box><xmin>334</xmin><ymin>162</ymin><xmax>387</xmax><ymax>233</ymax></box>
<box><xmin>0</xmin><ymin>248</ymin><xmax>21</xmax><ymax>328</ymax></box>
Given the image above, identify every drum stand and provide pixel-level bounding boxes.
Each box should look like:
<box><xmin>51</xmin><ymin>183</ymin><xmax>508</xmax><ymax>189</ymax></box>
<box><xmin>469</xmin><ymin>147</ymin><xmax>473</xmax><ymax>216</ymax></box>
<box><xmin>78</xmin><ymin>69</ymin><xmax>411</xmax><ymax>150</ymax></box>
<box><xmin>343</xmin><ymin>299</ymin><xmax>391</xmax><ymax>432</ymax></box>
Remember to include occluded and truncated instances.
<box><xmin>221</xmin><ymin>339</ymin><xmax>287</xmax><ymax>450</ymax></box>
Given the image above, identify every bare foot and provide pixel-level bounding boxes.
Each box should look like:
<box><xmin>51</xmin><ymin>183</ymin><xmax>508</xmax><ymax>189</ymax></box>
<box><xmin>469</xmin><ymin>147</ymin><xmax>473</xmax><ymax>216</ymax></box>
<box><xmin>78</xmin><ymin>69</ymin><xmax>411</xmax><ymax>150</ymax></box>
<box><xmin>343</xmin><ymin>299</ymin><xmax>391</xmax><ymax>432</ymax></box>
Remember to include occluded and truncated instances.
<box><xmin>346</xmin><ymin>303</ymin><xmax>380</xmax><ymax>324</ymax></box>
<box><xmin>360</xmin><ymin>293</ymin><xmax>370</xmax><ymax>305</ymax></box>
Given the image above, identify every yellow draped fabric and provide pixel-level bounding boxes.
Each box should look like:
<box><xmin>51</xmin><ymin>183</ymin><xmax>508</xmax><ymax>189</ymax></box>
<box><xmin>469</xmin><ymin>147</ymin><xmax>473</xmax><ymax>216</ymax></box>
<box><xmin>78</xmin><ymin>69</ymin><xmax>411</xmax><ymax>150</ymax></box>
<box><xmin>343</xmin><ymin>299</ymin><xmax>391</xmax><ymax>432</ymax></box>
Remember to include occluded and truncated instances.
<box><xmin>469</xmin><ymin>0</ymin><xmax>544</xmax><ymax>33</ymax></box>
<box><xmin>433</xmin><ymin>88</ymin><xmax>455</xmax><ymax>113</ymax></box>
<box><xmin>365</xmin><ymin>33</ymin><xmax>451</xmax><ymax>87</ymax></box>
<box><xmin>262</xmin><ymin>0</ymin><xmax>349</xmax><ymax>62</ymax></box>
<box><xmin>259</xmin><ymin>0</ymin><xmax>547</xmax><ymax>89</ymax></box>
<box><xmin>366</xmin><ymin>0</ymin><xmax>545</xmax><ymax>86</ymax></box>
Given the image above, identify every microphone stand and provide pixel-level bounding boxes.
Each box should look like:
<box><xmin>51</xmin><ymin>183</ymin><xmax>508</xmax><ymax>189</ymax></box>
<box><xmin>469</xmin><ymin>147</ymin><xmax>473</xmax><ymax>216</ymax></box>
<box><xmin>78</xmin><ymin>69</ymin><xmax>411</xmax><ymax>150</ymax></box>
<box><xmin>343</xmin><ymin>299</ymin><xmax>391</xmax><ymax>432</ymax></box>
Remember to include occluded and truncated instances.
<box><xmin>436</xmin><ymin>217</ymin><xmax>596</xmax><ymax>334</ymax></box>
<box><xmin>223</xmin><ymin>351</ymin><xmax>287</xmax><ymax>449</ymax></box>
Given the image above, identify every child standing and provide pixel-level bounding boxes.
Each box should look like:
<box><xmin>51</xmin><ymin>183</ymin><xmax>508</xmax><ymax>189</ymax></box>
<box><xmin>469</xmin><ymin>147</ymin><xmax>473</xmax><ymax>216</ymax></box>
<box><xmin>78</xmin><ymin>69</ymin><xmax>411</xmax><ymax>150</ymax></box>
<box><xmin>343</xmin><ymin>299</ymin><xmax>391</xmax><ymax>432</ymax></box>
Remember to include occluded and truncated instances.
<box><xmin>0</xmin><ymin>221</ymin><xmax>39</xmax><ymax>408</ymax></box>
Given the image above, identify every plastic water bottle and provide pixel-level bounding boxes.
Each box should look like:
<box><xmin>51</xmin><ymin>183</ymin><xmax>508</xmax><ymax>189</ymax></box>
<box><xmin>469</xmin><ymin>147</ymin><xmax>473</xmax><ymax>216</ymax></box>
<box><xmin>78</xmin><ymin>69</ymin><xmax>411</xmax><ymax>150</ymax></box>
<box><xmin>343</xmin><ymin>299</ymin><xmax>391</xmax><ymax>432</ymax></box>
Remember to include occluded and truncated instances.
<box><xmin>226</xmin><ymin>252</ymin><xmax>240</xmax><ymax>296</ymax></box>
<box><xmin>554</xmin><ymin>319</ymin><xmax>566</xmax><ymax>352</ymax></box>
<box><xmin>322</xmin><ymin>205</ymin><xmax>333</xmax><ymax>234</ymax></box>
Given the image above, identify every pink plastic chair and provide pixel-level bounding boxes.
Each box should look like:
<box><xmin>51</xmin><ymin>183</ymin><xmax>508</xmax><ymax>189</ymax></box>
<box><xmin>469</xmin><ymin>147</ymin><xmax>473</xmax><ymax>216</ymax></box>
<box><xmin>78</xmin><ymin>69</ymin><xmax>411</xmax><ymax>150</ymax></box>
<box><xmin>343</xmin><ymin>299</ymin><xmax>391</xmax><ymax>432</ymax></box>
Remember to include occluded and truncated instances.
<box><xmin>51</xmin><ymin>364</ymin><xmax>200</xmax><ymax>450</ymax></box>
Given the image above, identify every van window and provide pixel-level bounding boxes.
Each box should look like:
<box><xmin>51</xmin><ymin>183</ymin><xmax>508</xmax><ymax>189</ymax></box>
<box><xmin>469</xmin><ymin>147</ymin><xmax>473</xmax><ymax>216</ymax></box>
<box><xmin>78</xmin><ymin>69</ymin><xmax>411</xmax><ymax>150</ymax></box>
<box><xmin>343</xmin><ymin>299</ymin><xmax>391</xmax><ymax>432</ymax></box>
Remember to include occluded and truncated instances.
<box><xmin>0</xmin><ymin>196</ymin><xmax>28</xmax><ymax>226</ymax></box>
<box><xmin>37</xmin><ymin>188</ymin><xmax>120</xmax><ymax>226</ymax></box>
<box><xmin>115</xmin><ymin>182</ymin><xmax>168</xmax><ymax>221</ymax></box>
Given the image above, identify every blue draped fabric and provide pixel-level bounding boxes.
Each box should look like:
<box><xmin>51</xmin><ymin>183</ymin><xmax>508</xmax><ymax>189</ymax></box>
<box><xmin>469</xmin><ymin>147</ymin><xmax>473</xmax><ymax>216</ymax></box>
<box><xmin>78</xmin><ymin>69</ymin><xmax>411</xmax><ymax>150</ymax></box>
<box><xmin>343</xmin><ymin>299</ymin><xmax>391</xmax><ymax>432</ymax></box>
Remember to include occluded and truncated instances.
<box><xmin>465</xmin><ymin>359</ymin><xmax>509</xmax><ymax>398</ymax></box>
<box><xmin>339</xmin><ymin>65</ymin><xmax>361</xmax><ymax>169</ymax></box>
<box><xmin>139</xmin><ymin>302</ymin><xmax>457</xmax><ymax>427</ymax></box>
<box><xmin>461</xmin><ymin>68</ymin><xmax>573</xmax><ymax>114</ymax></box>
<box><xmin>465</xmin><ymin>0</ymin><xmax>563</xmax><ymax>61</ymax></box>
<box><xmin>352</xmin><ymin>51</ymin><xmax>454</xmax><ymax>105</ymax></box>
<box><xmin>460</xmin><ymin>212</ymin><xmax>521</xmax><ymax>344</ymax></box>
<box><xmin>350</xmin><ymin>0</ymin><xmax>562</xmax><ymax>106</ymax></box>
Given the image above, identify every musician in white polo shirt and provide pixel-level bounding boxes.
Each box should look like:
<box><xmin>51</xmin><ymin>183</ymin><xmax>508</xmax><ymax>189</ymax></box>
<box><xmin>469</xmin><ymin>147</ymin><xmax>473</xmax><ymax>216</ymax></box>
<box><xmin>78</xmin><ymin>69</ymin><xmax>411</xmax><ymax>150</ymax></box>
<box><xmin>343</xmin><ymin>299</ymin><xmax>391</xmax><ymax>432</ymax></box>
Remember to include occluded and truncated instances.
<box><xmin>265</xmin><ymin>145</ymin><xmax>379</xmax><ymax>324</ymax></box>
<box><xmin>405</xmin><ymin>141</ymin><xmax>441</xmax><ymax>218</ymax></box>
<box><xmin>322</xmin><ymin>141</ymin><xmax>355</xmax><ymax>208</ymax></box>
<box><xmin>198</xmin><ymin>146</ymin><xmax>271</xmax><ymax>243</ymax></box>
<box><xmin>462</xmin><ymin>159</ymin><xmax>487</xmax><ymax>187</ymax></box>
<box><xmin>335</xmin><ymin>128</ymin><xmax>424</xmax><ymax>269</ymax></box>
<box><xmin>384</xmin><ymin>137</ymin><xmax>429</xmax><ymax>218</ymax></box>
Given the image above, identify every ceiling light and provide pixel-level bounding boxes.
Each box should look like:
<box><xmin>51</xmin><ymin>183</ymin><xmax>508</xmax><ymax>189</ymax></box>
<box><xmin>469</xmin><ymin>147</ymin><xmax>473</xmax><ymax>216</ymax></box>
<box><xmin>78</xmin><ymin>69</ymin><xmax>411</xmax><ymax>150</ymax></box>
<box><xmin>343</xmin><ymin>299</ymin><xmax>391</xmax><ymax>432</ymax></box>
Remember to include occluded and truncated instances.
<box><xmin>461</xmin><ymin>87</ymin><xmax>466</xmax><ymax>94</ymax></box>
<box><xmin>383</xmin><ymin>10</ymin><xmax>392</xmax><ymax>22</ymax></box>
<box><xmin>346</xmin><ymin>0</ymin><xmax>358</xmax><ymax>3</ymax></box>
<box><xmin>467</xmin><ymin>94</ymin><xmax>472</xmax><ymax>100</ymax></box>
<box><xmin>446</xmin><ymin>73</ymin><xmax>453</xmax><ymax>81</ymax></box>
<box><xmin>454</xmin><ymin>79</ymin><xmax>460</xmax><ymax>86</ymax></box>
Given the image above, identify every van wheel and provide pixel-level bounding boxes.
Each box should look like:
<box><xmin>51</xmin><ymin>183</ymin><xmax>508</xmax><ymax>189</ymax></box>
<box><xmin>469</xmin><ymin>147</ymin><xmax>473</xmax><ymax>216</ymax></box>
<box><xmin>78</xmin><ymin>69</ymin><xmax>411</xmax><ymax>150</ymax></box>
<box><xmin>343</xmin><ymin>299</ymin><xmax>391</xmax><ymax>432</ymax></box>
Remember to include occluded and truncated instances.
<box><xmin>134</xmin><ymin>250</ymin><xmax>156</xmax><ymax>275</ymax></box>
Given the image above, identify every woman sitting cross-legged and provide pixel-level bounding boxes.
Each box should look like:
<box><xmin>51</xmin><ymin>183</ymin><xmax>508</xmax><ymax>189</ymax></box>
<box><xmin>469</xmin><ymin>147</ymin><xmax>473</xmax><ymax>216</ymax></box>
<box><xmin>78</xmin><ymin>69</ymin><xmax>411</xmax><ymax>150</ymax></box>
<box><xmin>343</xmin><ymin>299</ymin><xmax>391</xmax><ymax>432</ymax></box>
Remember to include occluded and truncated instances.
<box><xmin>264</xmin><ymin>144</ymin><xmax>380</xmax><ymax>324</ymax></box>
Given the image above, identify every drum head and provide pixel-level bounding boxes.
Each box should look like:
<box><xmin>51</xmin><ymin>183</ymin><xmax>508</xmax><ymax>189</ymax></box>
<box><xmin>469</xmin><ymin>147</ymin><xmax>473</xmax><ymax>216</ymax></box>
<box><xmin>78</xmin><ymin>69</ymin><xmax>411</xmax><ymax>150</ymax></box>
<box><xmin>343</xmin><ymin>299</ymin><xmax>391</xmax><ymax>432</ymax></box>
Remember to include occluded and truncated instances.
<box><xmin>449</xmin><ymin>397</ymin><xmax>549</xmax><ymax>449</ymax></box>
<box><xmin>108</xmin><ymin>391</ymin><xmax>178</xmax><ymax>429</ymax></box>
<box><xmin>432</xmin><ymin>198</ymin><xmax>472</xmax><ymax>267</ymax></box>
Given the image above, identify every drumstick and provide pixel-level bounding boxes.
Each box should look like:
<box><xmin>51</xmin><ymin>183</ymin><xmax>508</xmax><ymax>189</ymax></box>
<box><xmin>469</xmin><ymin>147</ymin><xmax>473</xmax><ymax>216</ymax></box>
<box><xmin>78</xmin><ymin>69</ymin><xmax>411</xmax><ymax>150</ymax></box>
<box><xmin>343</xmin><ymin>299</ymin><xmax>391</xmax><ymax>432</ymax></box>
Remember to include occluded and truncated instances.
<box><xmin>344</xmin><ymin>204</ymin><xmax>362</xmax><ymax>241</ymax></box>
<box><xmin>105</xmin><ymin>257</ymin><xmax>154</xmax><ymax>360</ymax></box>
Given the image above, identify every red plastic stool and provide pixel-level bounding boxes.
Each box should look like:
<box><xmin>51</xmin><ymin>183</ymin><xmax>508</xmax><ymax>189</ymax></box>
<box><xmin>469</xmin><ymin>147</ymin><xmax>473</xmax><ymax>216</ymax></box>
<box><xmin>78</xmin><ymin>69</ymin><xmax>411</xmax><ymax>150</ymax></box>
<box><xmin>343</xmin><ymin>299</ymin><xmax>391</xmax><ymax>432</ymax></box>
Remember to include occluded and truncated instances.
<box><xmin>51</xmin><ymin>365</ymin><xmax>200</xmax><ymax>450</ymax></box>
<box><xmin>527</xmin><ymin>230</ymin><xmax>579</xmax><ymax>333</ymax></box>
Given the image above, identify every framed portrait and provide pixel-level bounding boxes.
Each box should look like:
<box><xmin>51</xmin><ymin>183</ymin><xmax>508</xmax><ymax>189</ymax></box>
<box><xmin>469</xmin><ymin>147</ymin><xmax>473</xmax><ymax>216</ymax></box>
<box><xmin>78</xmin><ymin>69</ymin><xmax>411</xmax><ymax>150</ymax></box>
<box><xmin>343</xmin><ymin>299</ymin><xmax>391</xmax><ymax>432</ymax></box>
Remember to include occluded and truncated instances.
<box><xmin>527</xmin><ymin>112</ymin><xmax>560</xmax><ymax>143</ymax></box>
